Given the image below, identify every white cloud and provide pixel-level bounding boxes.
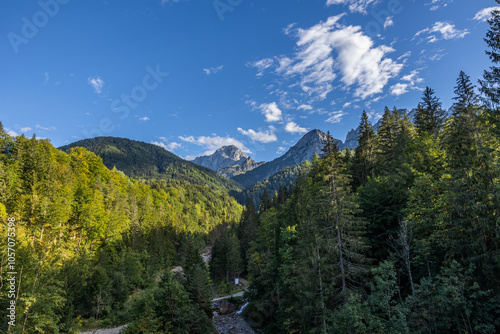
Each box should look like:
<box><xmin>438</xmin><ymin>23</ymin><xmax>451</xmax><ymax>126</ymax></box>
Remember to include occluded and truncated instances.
<box><xmin>7</xmin><ymin>130</ymin><xmax>18</xmax><ymax>137</ymax></box>
<box><xmin>277</xmin><ymin>146</ymin><xmax>287</xmax><ymax>154</ymax></box>
<box><xmin>237</xmin><ymin>127</ymin><xmax>277</xmax><ymax>143</ymax></box>
<box><xmin>415</xmin><ymin>21</ymin><xmax>469</xmax><ymax>43</ymax></box>
<box><xmin>325</xmin><ymin>111</ymin><xmax>346</xmax><ymax>124</ymax></box>
<box><xmin>474</xmin><ymin>7</ymin><xmax>500</xmax><ymax>22</ymax></box>
<box><xmin>398</xmin><ymin>51</ymin><xmax>412</xmax><ymax>60</ymax></box>
<box><xmin>343</xmin><ymin>102</ymin><xmax>352</xmax><ymax>108</ymax></box>
<box><xmin>428</xmin><ymin>0</ymin><xmax>453</xmax><ymax>11</ymax></box>
<box><xmin>285</xmin><ymin>121</ymin><xmax>308</xmax><ymax>134</ymax></box>
<box><xmin>179</xmin><ymin>135</ymin><xmax>195</xmax><ymax>143</ymax></box>
<box><xmin>399</xmin><ymin>69</ymin><xmax>424</xmax><ymax>92</ymax></box>
<box><xmin>88</xmin><ymin>76</ymin><xmax>104</xmax><ymax>94</ymax></box>
<box><xmin>326</xmin><ymin>0</ymin><xmax>380</xmax><ymax>14</ymax></box>
<box><xmin>20</xmin><ymin>127</ymin><xmax>32</xmax><ymax>132</ymax></box>
<box><xmin>260</xmin><ymin>102</ymin><xmax>283</xmax><ymax>122</ymax></box>
<box><xmin>390</xmin><ymin>83</ymin><xmax>409</xmax><ymax>96</ymax></box>
<box><xmin>247</xmin><ymin>58</ymin><xmax>274</xmax><ymax>76</ymax></box>
<box><xmin>36</xmin><ymin>124</ymin><xmax>56</xmax><ymax>131</ymax></box>
<box><xmin>178</xmin><ymin>135</ymin><xmax>251</xmax><ymax>155</ymax></box>
<box><xmin>152</xmin><ymin>141</ymin><xmax>182</xmax><ymax>152</ymax></box>
<box><xmin>276</xmin><ymin>15</ymin><xmax>403</xmax><ymax>100</ymax></box>
<box><xmin>203</xmin><ymin>65</ymin><xmax>224</xmax><ymax>75</ymax></box>
<box><xmin>139</xmin><ymin>116</ymin><xmax>150</xmax><ymax>121</ymax></box>
<box><xmin>367</xmin><ymin>111</ymin><xmax>383</xmax><ymax>122</ymax></box>
<box><xmin>297</xmin><ymin>104</ymin><xmax>313</xmax><ymax>111</ymax></box>
<box><xmin>384</xmin><ymin>16</ymin><xmax>394</xmax><ymax>29</ymax></box>
<box><xmin>44</xmin><ymin>72</ymin><xmax>49</xmax><ymax>85</ymax></box>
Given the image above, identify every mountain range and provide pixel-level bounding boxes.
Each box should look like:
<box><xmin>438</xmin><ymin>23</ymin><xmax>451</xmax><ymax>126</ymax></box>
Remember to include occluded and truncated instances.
<box><xmin>59</xmin><ymin>108</ymin><xmax>420</xmax><ymax>206</ymax></box>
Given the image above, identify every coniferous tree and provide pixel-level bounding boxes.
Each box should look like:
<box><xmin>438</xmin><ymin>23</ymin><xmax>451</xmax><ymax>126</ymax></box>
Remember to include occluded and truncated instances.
<box><xmin>352</xmin><ymin>111</ymin><xmax>376</xmax><ymax>188</ymax></box>
<box><xmin>480</xmin><ymin>2</ymin><xmax>500</xmax><ymax>107</ymax></box>
<box><xmin>376</xmin><ymin>107</ymin><xmax>400</xmax><ymax>174</ymax></box>
<box><xmin>259</xmin><ymin>188</ymin><xmax>272</xmax><ymax>213</ymax></box>
<box><xmin>414</xmin><ymin>87</ymin><xmax>445</xmax><ymax>137</ymax></box>
<box><xmin>238</xmin><ymin>199</ymin><xmax>259</xmax><ymax>270</ymax></box>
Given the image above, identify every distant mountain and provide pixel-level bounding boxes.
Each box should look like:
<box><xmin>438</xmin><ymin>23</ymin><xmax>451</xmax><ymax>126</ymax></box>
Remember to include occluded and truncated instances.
<box><xmin>232</xmin><ymin>129</ymin><xmax>338</xmax><ymax>188</ymax></box>
<box><xmin>193</xmin><ymin>145</ymin><xmax>265</xmax><ymax>178</ymax></box>
<box><xmin>59</xmin><ymin>137</ymin><xmax>243</xmax><ymax>193</ymax></box>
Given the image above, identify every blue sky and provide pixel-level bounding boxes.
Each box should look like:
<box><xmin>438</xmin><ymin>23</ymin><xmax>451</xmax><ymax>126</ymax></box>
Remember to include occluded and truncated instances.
<box><xmin>1</xmin><ymin>0</ymin><xmax>498</xmax><ymax>161</ymax></box>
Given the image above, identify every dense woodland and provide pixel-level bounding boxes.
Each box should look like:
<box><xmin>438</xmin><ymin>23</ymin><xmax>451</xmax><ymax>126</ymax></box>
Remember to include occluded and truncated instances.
<box><xmin>1</xmin><ymin>4</ymin><xmax>500</xmax><ymax>334</ymax></box>
<box><xmin>212</xmin><ymin>13</ymin><xmax>500</xmax><ymax>334</ymax></box>
<box><xmin>0</xmin><ymin>133</ymin><xmax>241</xmax><ymax>333</ymax></box>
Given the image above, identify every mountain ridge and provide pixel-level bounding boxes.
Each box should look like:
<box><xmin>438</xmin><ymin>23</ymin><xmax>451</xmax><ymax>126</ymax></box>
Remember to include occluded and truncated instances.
<box><xmin>59</xmin><ymin>137</ymin><xmax>244</xmax><ymax>193</ymax></box>
<box><xmin>232</xmin><ymin>129</ymin><xmax>336</xmax><ymax>188</ymax></box>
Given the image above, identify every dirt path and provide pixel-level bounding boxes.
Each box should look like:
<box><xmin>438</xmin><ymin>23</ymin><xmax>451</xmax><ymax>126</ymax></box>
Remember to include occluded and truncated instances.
<box><xmin>79</xmin><ymin>324</ymin><xmax>128</xmax><ymax>334</ymax></box>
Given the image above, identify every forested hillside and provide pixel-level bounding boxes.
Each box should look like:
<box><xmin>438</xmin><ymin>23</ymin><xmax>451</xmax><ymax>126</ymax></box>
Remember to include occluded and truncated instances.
<box><xmin>231</xmin><ymin>161</ymin><xmax>312</xmax><ymax>207</ymax></box>
<box><xmin>0</xmin><ymin>132</ymin><xmax>242</xmax><ymax>333</ymax></box>
<box><xmin>228</xmin><ymin>69</ymin><xmax>500</xmax><ymax>333</ymax></box>
<box><xmin>60</xmin><ymin>137</ymin><xmax>243</xmax><ymax>193</ymax></box>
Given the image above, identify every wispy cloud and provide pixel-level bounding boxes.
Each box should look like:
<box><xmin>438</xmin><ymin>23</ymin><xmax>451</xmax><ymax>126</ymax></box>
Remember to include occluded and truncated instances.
<box><xmin>415</xmin><ymin>21</ymin><xmax>469</xmax><ymax>43</ymax></box>
<box><xmin>297</xmin><ymin>104</ymin><xmax>313</xmax><ymax>111</ymax></box>
<box><xmin>285</xmin><ymin>121</ymin><xmax>308</xmax><ymax>134</ymax></box>
<box><xmin>326</xmin><ymin>0</ymin><xmax>380</xmax><ymax>14</ymax></box>
<box><xmin>474</xmin><ymin>6</ymin><xmax>500</xmax><ymax>22</ymax></box>
<box><xmin>152</xmin><ymin>140</ymin><xmax>182</xmax><ymax>152</ymax></box>
<box><xmin>247</xmin><ymin>58</ymin><xmax>274</xmax><ymax>77</ymax></box>
<box><xmin>238</xmin><ymin>127</ymin><xmax>277</xmax><ymax>143</ymax></box>
<box><xmin>428</xmin><ymin>0</ymin><xmax>453</xmax><ymax>11</ymax></box>
<box><xmin>325</xmin><ymin>111</ymin><xmax>346</xmax><ymax>124</ymax></box>
<box><xmin>44</xmin><ymin>72</ymin><xmax>49</xmax><ymax>86</ymax></box>
<box><xmin>88</xmin><ymin>76</ymin><xmax>104</xmax><ymax>94</ymax></box>
<box><xmin>139</xmin><ymin>116</ymin><xmax>150</xmax><ymax>121</ymax></box>
<box><xmin>36</xmin><ymin>124</ymin><xmax>56</xmax><ymax>131</ymax></box>
<box><xmin>203</xmin><ymin>65</ymin><xmax>224</xmax><ymax>75</ymax></box>
<box><xmin>179</xmin><ymin>135</ymin><xmax>251</xmax><ymax>155</ymax></box>
<box><xmin>20</xmin><ymin>127</ymin><xmax>32</xmax><ymax>132</ymax></box>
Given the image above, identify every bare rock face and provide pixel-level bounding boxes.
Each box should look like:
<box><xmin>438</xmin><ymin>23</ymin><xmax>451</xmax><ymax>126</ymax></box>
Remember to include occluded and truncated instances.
<box><xmin>193</xmin><ymin>146</ymin><xmax>265</xmax><ymax>177</ymax></box>
<box><xmin>219</xmin><ymin>158</ymin><xmax>266</xmax><ymax>178</ymax></box>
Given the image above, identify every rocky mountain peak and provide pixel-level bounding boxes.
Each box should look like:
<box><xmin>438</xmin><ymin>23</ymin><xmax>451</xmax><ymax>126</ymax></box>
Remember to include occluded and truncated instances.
<box><xmin>281</xmin><ymin>129</ymin><xmax>341</xmax><ymax>164</ymax></box>
<box><xmin>193</xmin><ymin>145</ymin><xmax>263</xmax><ymax>175</ymax></box>
<box><xmin>216</xmin><ymin>145</ymin><xmax>248</xmax><ymax>161</ymax></box>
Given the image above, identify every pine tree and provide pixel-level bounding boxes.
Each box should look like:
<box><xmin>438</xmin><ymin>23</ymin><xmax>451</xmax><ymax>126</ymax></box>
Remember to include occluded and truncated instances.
<box><xmin>317</xmin><ymin>143</ymin><xmax>369</xmax><ymax>303</ymax></box>
<box><xmin>352</xmin><ymin>111</ymin><xmax>376</xmax><ymax>187</ymax></box>
<box><xmin>376</xmin><ymin>107</ymin><xmax>400</xmax><ymax>174</ymax></box>
<box><xmin>480</xmin><ymin>2</ymin><xmax>500</xmax><ymax>107</ymax></box>
<box><xmin>259</xmin><ymin>188</ymin><xmax>272</xmax><ymax>213</ymax></box>
<box><xmin>442</xmin><ymin>72</ymin><xmax>499</xmax><ymax>280</ymax></box>
<box><xmin>238</xmin><ymin>199</ymin><xmax>259</xmax><ymax>269</ymax></box>
<box><xmin>414</xmin><ymin>87</ymin><xmax>445</xmax><ymax>137</ymax></box>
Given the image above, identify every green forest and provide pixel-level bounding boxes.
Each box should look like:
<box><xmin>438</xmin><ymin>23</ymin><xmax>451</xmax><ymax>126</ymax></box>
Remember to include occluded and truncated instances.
<box><xmin>212</xmin><ymin>15</ymin><xmax>500</xmax><ymax>334</ymax></box>
<box><xmin>0</xmin><ymin>133</ymin><xmax>241</xmax><ymax>333</ymax></box>
<box><xmin>1</xmin><ymin>4</ymin><xmax>500</xmax><ymax>334</ymax></box>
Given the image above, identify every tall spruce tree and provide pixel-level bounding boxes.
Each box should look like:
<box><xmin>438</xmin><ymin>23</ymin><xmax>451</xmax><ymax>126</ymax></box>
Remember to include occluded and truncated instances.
<box><xmin>414</xmin><ymin>87</ymin><xmax>445</xmax><ymax>137</ymax></box>
<box><xmin>238</xmin><ymin>199</ymin><xmax>259</xmax><ymax>270</ymax></box>
<box><xmin>352</xmin><ymin>111</ymin><xmax>376</xmax><ymax>187</ymax></box>
<box><xmin>480</xmin><ymin>2</ymin><xmax>500</xmax><ymax>107</ymax></box>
